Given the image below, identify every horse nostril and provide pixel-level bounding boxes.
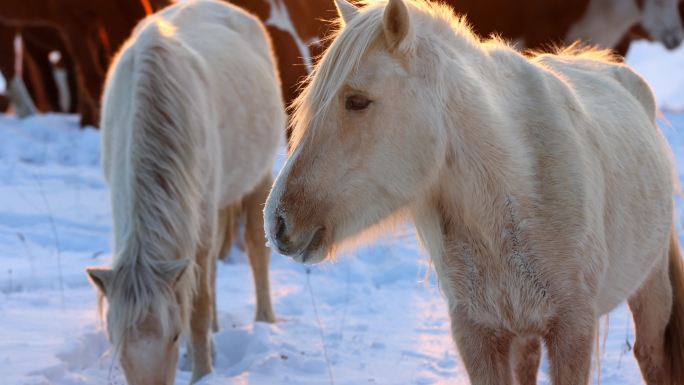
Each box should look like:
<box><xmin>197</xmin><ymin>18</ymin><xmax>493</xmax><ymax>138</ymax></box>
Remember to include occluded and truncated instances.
<box><xmin>275</xmin><ymin>212</ymin><xmax>287</xmax><ymax>242</ymax></box>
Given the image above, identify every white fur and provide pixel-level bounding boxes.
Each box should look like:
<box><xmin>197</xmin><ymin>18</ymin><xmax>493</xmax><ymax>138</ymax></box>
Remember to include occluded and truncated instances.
<box><xmin>266</xmin><ymin>0</ymin><xmax>679</xmax><ymax>383</ymax></box>
<box><xmin>92</xmin><ymin>0</ymin><xmax>284</xmax><ymax>383</ymax></box>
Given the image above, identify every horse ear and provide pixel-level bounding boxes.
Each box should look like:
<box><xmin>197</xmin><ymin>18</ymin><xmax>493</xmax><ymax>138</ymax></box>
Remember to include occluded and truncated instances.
<box><xmin>160</xmin><ymin>258</ymin><xmax>192</xmax><ymax>287</ymax></box>
<box><xmin>383</xmin><ymin>0</ymin><xmax>412</xmax><ymax>52</ymax></box>
<box><xmin>86</xmin><ymin>267</ymin><xmax>113</xmax><ymax>296</ymax></box>
<box><xmin>335</xmin><ymin>0</ymin><xmax>359</xmax><ymax>25</ymax></box>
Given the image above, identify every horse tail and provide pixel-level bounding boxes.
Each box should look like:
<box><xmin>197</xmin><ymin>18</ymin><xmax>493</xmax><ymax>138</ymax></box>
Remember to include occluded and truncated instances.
<box><xmin>665</xmin><ymin>227</ymin><xmax>684</xmax><ymax>385</ymax></box>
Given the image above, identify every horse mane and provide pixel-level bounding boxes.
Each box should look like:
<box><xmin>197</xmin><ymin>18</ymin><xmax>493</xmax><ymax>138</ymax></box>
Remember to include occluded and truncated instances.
<box><xmin>102</xmin><ymin>19</ymin><xmax>207</xmax><ymax>346</ymax></box>
<box><xmin>526</xmin><ymin>41</ymin><xmax>622</xmax><ymax>63</ymax></box>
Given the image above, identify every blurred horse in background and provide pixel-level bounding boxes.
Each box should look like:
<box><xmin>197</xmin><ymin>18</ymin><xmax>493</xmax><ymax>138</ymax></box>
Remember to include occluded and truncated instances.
<box><xmin>616</xmin><ymin>1</ymin><xmax>684</xmax><ymax>56</ymax></box>
<box><xmin>0</xmin><ymin>24</ymin><xmax>78</xmax><ymax>114</ymax></box>
<box><xmin>0</xmin><ymin>0</ymin><xmax>168</xmax><ymax>125</ymax></box>
<box><xmin>567</xmin><ymin>0</ymin><xmax>683</xmax><ymax>53</ymax></box>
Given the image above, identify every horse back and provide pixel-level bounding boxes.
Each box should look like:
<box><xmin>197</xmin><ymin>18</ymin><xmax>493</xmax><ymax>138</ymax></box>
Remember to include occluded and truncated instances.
<box><xmin>143</xmin><ymin>0</ymin><xmax>284</xmax><ymax>204</ymax></box>
<box><xmin>531</xmin><ymin>53</ymin><xmax>671</xmax><ymax>312</ymax></box>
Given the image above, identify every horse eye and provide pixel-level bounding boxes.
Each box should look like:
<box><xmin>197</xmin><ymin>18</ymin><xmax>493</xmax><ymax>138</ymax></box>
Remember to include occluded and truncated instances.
<box><xmin>172</xmin><ymin>333</ymin><xmax>180</xmax><ymax>343</ymax></box>
<box><xmin>345</xmin><ymin>95</ymin><xmax>372</xmax><ymax>111</ymax></box>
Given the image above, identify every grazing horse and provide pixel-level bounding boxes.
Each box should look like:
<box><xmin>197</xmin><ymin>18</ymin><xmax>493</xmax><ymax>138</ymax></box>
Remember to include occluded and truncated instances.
<box><xmin>265</xmin><ymin>0</ymin><xmax>684</xmax><ymax>384</ymax></box>
<box><xmin>85</xmin><ymin>0</ymin><xmax>283</xmax><ymax>383</ymax></box>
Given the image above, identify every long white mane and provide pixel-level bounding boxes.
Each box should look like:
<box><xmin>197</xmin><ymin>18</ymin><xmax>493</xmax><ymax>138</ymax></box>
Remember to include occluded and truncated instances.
<box><xmin>100</xmin><ymin>19</ymin><xmax>208</xmax><ymax>346</ymax></box>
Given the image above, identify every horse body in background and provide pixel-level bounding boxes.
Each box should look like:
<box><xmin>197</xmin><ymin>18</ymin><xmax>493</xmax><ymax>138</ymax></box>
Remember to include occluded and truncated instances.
<box><xmin>616</xmin><ymin>1</ymin><xmax>684</xmax><ymax>56</ymax></box>
<box><xmin>0</xmin><ymin>24</ymin><xmax>79</xmax><ymax>114</ymax></box>
<box><xmin>85</xmin><ymin>0</ymin><xmax>283</xmax><ymax>383</ymax></box>
<box><xmin>266</xmin><ymin>0</ymin><xmax>684</xmax><ymax>384</ymax></box>
<box><xmin>566</xmin><ymin>0</ymin><xmax>684</xmax><ymax>52</ymax></box>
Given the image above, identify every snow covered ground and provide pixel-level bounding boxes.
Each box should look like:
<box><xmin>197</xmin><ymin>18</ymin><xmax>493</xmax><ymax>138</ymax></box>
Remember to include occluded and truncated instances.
<box><xmin>0</xmin><ymin>43</ymin><xmax>683</xmax><ymax>385</ymax></box>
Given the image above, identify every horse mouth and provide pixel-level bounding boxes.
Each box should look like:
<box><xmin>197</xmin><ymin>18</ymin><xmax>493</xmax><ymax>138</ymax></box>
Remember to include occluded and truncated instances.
<box><xmin>292</xmin><ymin>226</ymin><xmax>327</xmax><ymax>264</ymax></box>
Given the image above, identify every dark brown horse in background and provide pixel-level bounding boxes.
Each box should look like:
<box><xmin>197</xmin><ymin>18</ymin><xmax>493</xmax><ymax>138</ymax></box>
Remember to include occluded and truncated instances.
<box><xmin>0</xmin><ymin>0</ymin><xmax>168</xmax><ymax>125</ymax></box>
<box><xmin>0</xmin><ymin>24</ymin><xmax>79</xmax><ymax>114</ymax></box>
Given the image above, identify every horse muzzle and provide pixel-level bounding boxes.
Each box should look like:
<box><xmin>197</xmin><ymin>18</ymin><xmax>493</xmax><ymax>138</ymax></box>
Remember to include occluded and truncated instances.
<box><xmin>269</xmin><ymin>211</ymin><xmax>327</xmax><ymax>264</ymax></box>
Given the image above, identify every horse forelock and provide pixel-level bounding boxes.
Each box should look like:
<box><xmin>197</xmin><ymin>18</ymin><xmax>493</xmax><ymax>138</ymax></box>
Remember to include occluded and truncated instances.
<box><xmin>289</xmin><ymin>3</ymin><xmax>382</xmax><ymax>149</ymax></box>
<box><xmin>288</xmin><ymin>0</ymin><xmax>479</xmax><ymax>149</ymax></box>
<box><xmin>106</xmin><ymin>257</ymin><xmax>194</xmax><ymax>351</ymax></box>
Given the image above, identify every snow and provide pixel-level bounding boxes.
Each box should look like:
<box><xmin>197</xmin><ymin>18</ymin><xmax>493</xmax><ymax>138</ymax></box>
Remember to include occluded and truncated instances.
<box><xmin>1</xmin><ymin>42</ymin><xmax>683</xmax><ymax>385</ymax></box>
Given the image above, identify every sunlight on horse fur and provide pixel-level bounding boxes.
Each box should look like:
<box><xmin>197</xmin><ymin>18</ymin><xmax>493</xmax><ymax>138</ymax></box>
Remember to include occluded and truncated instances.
<box><xmin>155</xmin><ymin>18</ymin><xmax>177</xmax><ymax>37</ymax></box>
<box><xmin>267</xmin><ymin>0</ymin><xmax>684</xmax><ymax>383</ymax></box>
<box><xmin>88</xmin><ymin>0</ymin><xmax>283</xmax><ymax>383</ymax></box>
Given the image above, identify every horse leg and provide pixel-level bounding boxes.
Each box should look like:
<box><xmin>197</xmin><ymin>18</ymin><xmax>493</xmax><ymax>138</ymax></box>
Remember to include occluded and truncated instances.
<box><xmin>211</xmin><ymin>207</ymin><xmax>235</xmax><ymax>333</ymax></box>
<box><xmin>189</xmin><ymin>242</ymin><xmax>216</xmax><ymax>383</ymax></box>
<box><xmin>210</xmin><ymin>253</ymin><xmax>219</xmax><ymax>333</ymax></box>
<box><xmin>21</xmin><ymin>47</ymin><xmax>51</xmax><ymax>112</ymax></box>
<box><xmin>510</xmin><ymin>336</ymin><xmax>541</xmax><ymax>385</ymax></box>
<box><xmin>543</xmin><ymin>307</ymin><xmax>594</xmax><ymax>385</ymax></box>
<box><xmin>217</xmin><ymin>204</ymin><xmax>238</xmax><ymax>261</ymax></box>
<box><xmin>243</xmin><ymin>174</ymin><xmax>276</xmax><ymax>323</ymax></box>
<box><xmin>450</xmin><ymin>310</ymin><xmax>513</xmax><ymax>385</ymax></box>
<box><xmin>628</xmin><ymin>253</ymin><xmax>671</xmax><ymax>385</ymax></box>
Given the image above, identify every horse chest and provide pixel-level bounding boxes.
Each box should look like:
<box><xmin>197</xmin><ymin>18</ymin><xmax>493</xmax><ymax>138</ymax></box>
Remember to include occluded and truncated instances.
<box><xmin>437</xmin><ymin>217</ymin><xmax>551</xmax><ymax>332</ymax></box>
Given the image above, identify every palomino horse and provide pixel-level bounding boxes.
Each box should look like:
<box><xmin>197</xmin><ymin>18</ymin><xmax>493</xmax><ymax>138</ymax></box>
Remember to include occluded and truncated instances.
<box><xmin>265</xmin><ymin>0</ymin><xmax>684</xmax><ymax>384</ymax></box>
<box><xmin>85</xmin><ymin>0</ymin><xmax>283</xmax><ymax>383</ymax></box>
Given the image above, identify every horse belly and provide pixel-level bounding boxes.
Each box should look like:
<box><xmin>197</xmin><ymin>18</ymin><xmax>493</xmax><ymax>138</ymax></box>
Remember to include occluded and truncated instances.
<box><xmin>592</xmin><ymin>133</ymin><xmax>673</xmax><ymax>314</ymax></box>
<box><xmin>596</xmin><ymin>216</ymin><xmax>671</xmax><ymax>314</ymax></box>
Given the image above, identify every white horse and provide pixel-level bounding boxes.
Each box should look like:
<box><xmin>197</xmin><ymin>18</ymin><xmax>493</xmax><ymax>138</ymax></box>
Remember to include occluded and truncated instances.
<box><xmin>86</xmin><ymin>1</ymin><xmax>284</xmax><ymax>384</ymax></box>
<box><xmin>566</xmin><ymin>0</ymin><xmax>684</xmax><ymax>50</ymax></box>
<box><xmin>264</xmin><ymin>0</ymin><xmax>684</xmax><ymax>384</ymax></box>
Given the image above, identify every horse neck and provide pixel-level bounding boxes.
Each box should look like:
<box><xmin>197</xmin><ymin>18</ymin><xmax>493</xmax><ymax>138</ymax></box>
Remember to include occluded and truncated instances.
<box><xmin>430</xmin><ymin>42</ymin><xmax>533</xmax><ymax>249</ymax></box>
<box><xmin>109</xmin><ymin>35</ymin><xmax>206</xmax><ymax>270</ymax></box>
